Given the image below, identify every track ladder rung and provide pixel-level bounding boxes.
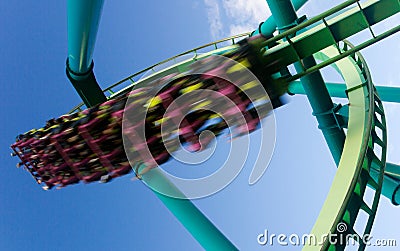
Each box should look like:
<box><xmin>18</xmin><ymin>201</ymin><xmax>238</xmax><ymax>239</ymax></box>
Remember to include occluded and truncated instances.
<box><xmin>361</xmin><ymin>201</ymin><xmax>373</xmax><ymax>215</ymax></box>
<box><xmin>367</xmin><ymin>175</ymin><xmax>379</xmax><ymax>190</ymax></box>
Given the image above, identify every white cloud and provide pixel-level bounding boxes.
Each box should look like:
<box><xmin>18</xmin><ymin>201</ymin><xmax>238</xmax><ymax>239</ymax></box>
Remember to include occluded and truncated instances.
<box><xmin>204</xmin><ymin>0</ymin><xmax>224</xmax><ymax>39</ymax></box>
<box><xmin>203</xmin><ymin>0</ymin><xmax>271</xmax><ymax>38</ymax></box>
<box><xmin>222</xmin><ymin>0</ymin><xmax>270</xmax><ymax>36</ymax></box>
<box><xmin>228</xmin><ymin>24</ymin><xmax>254</xmax><ymax>36</ymax></box>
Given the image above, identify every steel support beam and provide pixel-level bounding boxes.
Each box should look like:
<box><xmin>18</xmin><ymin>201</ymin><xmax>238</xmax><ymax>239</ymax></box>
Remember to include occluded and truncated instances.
<box><xmin>67</xmin><ymin>0</ymin><xmax>106</xmax><ymax>107</ymax></box>
<box><xmin>251</xmin><ymin>0</ymin><xmax>309</xmax><ymax>37</ymax></box>
<box><xmin>266</xmin><ymin>0</ymin><xmax>346</xmax><ymax>165</ymax></box>
<box><xmin>289</xmin><ymin>81</ymin><xmax>400</xmax><ymax>103</ymax></box>
<box><xmin>139</xmin><ymin>167</ymin><xmax>238</xmax><ymax>250</ymax></box>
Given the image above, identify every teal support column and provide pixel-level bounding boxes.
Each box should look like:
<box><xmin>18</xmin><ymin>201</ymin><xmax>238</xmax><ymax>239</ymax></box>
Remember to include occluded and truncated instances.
<box><xmin>288</xmin><ymin>81</ymin><xmax>348</xmax><ymax>97</ymax></box>
<box><xmin>266</xmin><ymin>0</ymin><xmax>346</xmax><ymax>165</ymax></box>
<box><xmin>251</xmin><ymin>0</ymin><xmax>309</xmax><ymax>37</ymax></box>
<box><xmin>140</xmin><ymin>167</ymin><xmax>238</xmax><ymax>251</ymax></box>
<box><xmin>67</xmin><ymin>0</ymin><xmax>106</xmax><ymax>107</ymax></box>
<box><xmin>385</xmin><ymin>163</ymin><xmax>400</xmax><ymax>180</ymax></box>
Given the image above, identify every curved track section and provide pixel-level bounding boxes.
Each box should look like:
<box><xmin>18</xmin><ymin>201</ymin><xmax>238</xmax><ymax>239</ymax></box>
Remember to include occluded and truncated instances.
<box><xmin>304</xmin><ymin>42</ymin><xmax>387</xmax><ymax>250</ymax></box>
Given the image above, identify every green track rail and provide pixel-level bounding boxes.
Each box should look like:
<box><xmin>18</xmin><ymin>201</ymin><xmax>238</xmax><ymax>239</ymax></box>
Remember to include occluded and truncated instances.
<box><xmin>303</xmin><ymin>42</ymin><xmax>387</xmax><ymax>250</ymax></box>
<box><xmin>260</xmin><ymin>0</ymin><xmax>400</xmax><ymax>81</ymax></box>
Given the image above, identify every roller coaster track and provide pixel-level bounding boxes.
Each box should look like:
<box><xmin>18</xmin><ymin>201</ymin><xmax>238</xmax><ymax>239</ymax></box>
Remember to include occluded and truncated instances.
<box><xmin>14</xmin><ymin>0</ymin><xmax>398</xmax><ymax>249</ymax></box>
<box><xmin>304</xmin><ymin>41</ymin><xmax>387</xmax><ymax>250</ymax></box>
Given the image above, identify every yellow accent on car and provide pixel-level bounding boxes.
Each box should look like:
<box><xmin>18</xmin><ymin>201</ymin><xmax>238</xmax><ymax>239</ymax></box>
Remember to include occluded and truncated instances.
<box><xmin>181</xmin><ymin>82</ymin><xmax>203</xmax><ymax>94</ymax></box>
<box><xmin>193</xmin><ymin>100</ymin><xmax>211</xmax><ymax>110</ymax></box>
<box><xmin>226</xmin><ymin>58</ymin><xmax>251</xmax><ymax>74</ymax></box>
<box><xmin>241</xmin><ymin>80</ymin><xmax>258</xmax><ymax>91</ymax></box>
<box><xmin>209</xmin><ymin>113</ymin><xmax>221</xmax><ymax>119</ymax></box>
<box><xmin>154</xmin><ymin>117</ymin><xmax>167</xmax><ymax>126</ymax></box>
<box><xmin>147</xmin><ymin>96</ymin><xmax>162</xmax><ymax>108</ymax></box>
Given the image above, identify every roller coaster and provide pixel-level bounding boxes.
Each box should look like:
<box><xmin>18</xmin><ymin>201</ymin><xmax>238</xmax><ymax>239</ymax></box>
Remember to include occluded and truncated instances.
<box><xmin>10</xmin><ymin>0</ymin><xmax>400</xmax><ymax>250</ymax></box>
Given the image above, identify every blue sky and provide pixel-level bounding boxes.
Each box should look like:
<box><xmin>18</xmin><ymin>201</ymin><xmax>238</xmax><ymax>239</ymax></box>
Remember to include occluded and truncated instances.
<box><xmin>1</xmin><ymin>1</ymin><xmax>399</xmax><ymax>250</ymax></box>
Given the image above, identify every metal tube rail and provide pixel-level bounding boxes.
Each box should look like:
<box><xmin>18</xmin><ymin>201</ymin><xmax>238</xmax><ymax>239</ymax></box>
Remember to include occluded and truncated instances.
<box><xmin>67</xmin><ymin>0</ymin><xmax>107</xmax><ymax>107</ymax></box>
<box><xmin>289</xmin><ymin>81</ymin><xmax>400</xmax><ymax>103</ymax></box>
<box><xmin>266</xmin><ymin>0</ymin><xmax>346</xmax><ymax>165</ymax></box>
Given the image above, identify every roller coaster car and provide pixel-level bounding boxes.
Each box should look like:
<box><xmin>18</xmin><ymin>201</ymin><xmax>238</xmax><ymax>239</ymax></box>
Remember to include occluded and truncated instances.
<box><xmin>235</xmin><ymin>35</ymin><xmax>289</xmax><ymax>109</ymax></box>
<box><xmin>11</xmin><ymin>34</ymin><xmax>290</xmax><ymax>190</ymax></box>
